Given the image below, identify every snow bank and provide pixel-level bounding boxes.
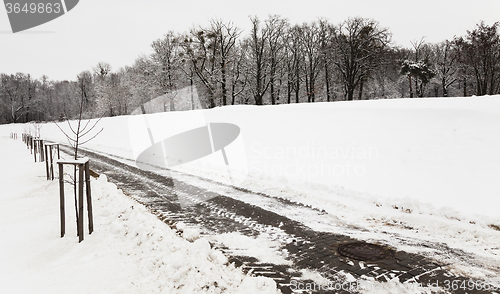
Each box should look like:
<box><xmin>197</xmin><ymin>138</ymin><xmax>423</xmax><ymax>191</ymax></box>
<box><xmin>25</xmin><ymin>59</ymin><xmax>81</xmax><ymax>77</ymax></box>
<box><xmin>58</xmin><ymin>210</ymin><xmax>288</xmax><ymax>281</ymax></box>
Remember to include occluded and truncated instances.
<box><xmin>0</xmin><ymin>138</ymin><xmax>279</xmax><ymax>293</ymax></box>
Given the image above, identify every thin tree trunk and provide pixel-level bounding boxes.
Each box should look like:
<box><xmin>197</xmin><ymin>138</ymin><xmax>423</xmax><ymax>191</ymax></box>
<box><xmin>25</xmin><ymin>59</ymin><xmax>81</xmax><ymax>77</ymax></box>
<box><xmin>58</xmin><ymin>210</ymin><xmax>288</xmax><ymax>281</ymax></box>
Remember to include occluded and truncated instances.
<box><xmin>287</xmin><ymin>81</ymin><xmax>291</xmax><ymax>104</ymax></box>
<box><xmin>190</xmin><ymin>77</ymin><xmax>195</xmax><ymax>110</ymax></box>
<box><xmin>73</xmin><ymin>166</ymin><xmax>79</xmax><ymax>236</ymax></box>
<box><xmin>310</xmin><ymin>72</ymin><xmax>315</xmax><ymax>103</ymax></box>
<box><xmin>408</xmin><ymin>75</ymin><xmax>414</xmax><ymax>98</ymax></box>
<box><xmin>305</xmin><ymin>75</ymin><xmax>310</xmax><ymax>102</ymax></box>
<box><xmin>221</xmin><ymin>62</ymin><xmax>227</xmax><ymax>106</ymax></box>
<box><xmin>358</xmin><ymin>78</ymin><xmax>364</xmax><ymax>100</ymax></box>
<box><xmin>295</xmin><ymin>85</ymin><xmax>299</xmax><ymax>104</ymax></box>
<box><xmin>231</xmin><ymin>83</ymin><xmax>236</xmax><ymax>105</ymax></box>
<box><xmin>270</xmin><ymin>78</ymin><xmax>275</xmax><ymax>105</ymax></box>
<box><xmin>442</xmin><ymin>77</ymin><xmax>448</xmax><ymax>97</ymax></box>
<box><xmin>325</xmin><ymin>65</ymin><xmax>331</xmax><ymax>102</ymax></box>
<box><xmin>270</xmin><ymin>61</ymin><xmax>276</xmax><ymax>105</ymax></box>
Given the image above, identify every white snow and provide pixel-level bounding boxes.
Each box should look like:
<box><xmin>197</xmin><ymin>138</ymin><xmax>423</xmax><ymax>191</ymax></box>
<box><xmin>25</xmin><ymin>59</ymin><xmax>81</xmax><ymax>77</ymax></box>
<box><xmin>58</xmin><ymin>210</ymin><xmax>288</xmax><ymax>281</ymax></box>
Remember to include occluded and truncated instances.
<box><xmin>18</xmin><ymin>96</ymin><xmax>500</xmax><ymax>221</ymax></box>
<box><xmin>0</xmin><ymin>139</ymin><xmax>279</xmax><ymax>293</ymax></box>
<box><xmin>2</xmin><ymin>95</ymin><xmax>500</xmax><ymax>292</ymax></box>
<box><xmin>183</xmin><ymin>227</ymin><xmax>201</xmax><ymax>242</ymax></box>
<box><xmin>208</xmin><ymin>232</ymin><xmax>292</xmax><ymax>266</ymax></box>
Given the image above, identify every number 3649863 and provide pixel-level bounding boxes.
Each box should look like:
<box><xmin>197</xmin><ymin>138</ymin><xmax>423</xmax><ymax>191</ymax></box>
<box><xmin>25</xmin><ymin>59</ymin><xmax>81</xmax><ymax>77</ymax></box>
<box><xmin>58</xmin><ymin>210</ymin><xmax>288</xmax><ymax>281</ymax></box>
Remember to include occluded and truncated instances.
<box><xmin>5</xmin><ymin>2</ymin><xmax>62</xmax><ymax>14</ymax></box>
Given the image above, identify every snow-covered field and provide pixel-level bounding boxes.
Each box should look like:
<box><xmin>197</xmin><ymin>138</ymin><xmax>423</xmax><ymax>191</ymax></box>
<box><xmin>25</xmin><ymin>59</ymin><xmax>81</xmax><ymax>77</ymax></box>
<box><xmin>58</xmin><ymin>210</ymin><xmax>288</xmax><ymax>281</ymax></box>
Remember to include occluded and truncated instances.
<box><xmin>2</xmin><ymin>95</ymin><xmax>500</xmax><ymax>291</ymax></box>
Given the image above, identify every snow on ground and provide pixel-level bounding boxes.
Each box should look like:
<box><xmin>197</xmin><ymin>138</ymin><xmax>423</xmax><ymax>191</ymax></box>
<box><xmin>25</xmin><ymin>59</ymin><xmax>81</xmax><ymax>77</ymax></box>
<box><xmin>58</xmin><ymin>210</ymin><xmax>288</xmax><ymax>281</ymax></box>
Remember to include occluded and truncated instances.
<box><xmin>0</xmin><ymin>138</ymin><xmax>279</xmax><ymax>294</ymax></box>
<box><xmin>14</xmin><ymin>96</ymin><xmax>499</xmax><ymax>222</ymax></box>
<box><xmin>2</xmin><ymin>95</ymin><xmax>500</xmax><ymax>289</ymax></box>
<box><xmin>207</xmin><ymin>232</ymin><xmax>292</xmax><ymax>266</ymax></box>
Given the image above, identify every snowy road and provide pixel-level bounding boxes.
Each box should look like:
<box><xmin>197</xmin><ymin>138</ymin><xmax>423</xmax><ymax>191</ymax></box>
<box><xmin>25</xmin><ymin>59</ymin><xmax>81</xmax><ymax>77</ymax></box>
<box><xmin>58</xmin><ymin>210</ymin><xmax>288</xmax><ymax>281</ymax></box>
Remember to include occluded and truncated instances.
<box><xmin>58</xmin><ymin>144</ymin><xmax>499</xmax><ymax>294</ymax></box>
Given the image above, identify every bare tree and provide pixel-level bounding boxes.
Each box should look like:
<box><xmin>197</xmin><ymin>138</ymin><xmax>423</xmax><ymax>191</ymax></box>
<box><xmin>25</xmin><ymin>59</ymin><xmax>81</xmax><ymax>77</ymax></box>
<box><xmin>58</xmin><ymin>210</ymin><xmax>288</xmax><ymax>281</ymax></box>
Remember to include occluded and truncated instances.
<box><xmin>332</xmin><ymin>17</ymin><xmax>391</xmax><ymax>100</ymax></box>
<box><xmin>284</xmin><ymin>25</ymin><xmax>304</xmax><ymax>103</ymax></box>
<box><xmin>433</xmin><ymin>40</ymin><xmax>458</xmax><ymax>97</ymax></box>
<box><xmin>93</xmin><ymin>62</ymin><xmax>111</xmax><ymax>79</ymax></box>
<box><xmin>151</xmin><ymin>32</ymin><xmax>181</xmax><ymax>110</ymax></box>
<box><xmin>76</xmin><ymin>71</ymin><xmax>94</xmax><ymax>114</ymax></box>
<box><xmin>126</xmin><ymin>56</ymin><xmax>160</xmax><ymax>114</ymax></box>
<box><xmin>265</xmin><ymin>15</ymin><xmax>289</xmax><ymax>105</ymax></box>
<box><xmin>247</xmin><ymin>16</ymin><xmax>271</xmax><ymax>105</ymax></box>
<box><xmin>182</xmin><ymin>28</ymin><xmax>218</xmax><ymax>108</ymax></box>
<box><xmin>53</xmin><ymin>80</ymin><xmax>79</xmax><ymax>119</ymax></box>
<box><xmin>55</xmin><ymin>77</ymin><xmax>103</xmax><ymax>231</ymax></box>
<box><xmin>229</xmin><ymin>42</ymin><xmax>248</xmax><ymax>105</ymax></box>
<box><xmin>0</xmin><ymin>73</ymin><xmax>43</xmax><ymax>123</ymax></box>
<box><xmin>93</xmin><ymin>62</ymin><xmax>114</xmax><ymax>116</ymax></box>
<box><xmin>300</xmin><ymin>22</ymin><xmax>323</xmax><ymax>102</ymax></box>
<box><xmin>178</xmin><ymin>45</ymin><xmax>197</xmax><ymax>110</ymax></box>
<box><xmin>211</xmin><ymin>20</ymin><xmax>242</xmax><ymax>106</ymax></box>
<box><xmin>0</xmin><ymin>73</ymin><xmax>25</xmax><ymax>123</ymax></box>
<box><xmin>180</xmin><ymin>20</ymin><xmax>242</xmax><ymax>108</ymax></box>
<box><xmin>455</xmin><ymin>21</ymin><xmax>500</xmax><ymax>96</ymax></box>
<box><xmin>319</xmin><ymin>19</ymin><xmax>334</xmax><ymax>102</ymax></box>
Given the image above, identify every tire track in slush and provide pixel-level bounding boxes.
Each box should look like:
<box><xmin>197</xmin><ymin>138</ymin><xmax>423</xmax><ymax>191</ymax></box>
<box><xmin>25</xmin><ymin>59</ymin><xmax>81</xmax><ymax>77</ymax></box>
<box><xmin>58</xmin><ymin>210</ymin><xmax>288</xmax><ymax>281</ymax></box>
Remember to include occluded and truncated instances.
<box><xmin>58</xmin><ymin>145</ymin><xmax>497</xmax><ymax>294</ymax></box>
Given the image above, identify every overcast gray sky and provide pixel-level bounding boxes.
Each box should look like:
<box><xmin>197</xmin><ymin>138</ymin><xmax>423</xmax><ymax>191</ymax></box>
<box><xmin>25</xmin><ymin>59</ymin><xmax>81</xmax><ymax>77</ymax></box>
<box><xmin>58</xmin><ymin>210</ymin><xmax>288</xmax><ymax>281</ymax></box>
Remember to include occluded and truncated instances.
<box><xmin>1</xmin><ymin>0</ymin><xmax>499</xmax><ymax>81</ymax></box>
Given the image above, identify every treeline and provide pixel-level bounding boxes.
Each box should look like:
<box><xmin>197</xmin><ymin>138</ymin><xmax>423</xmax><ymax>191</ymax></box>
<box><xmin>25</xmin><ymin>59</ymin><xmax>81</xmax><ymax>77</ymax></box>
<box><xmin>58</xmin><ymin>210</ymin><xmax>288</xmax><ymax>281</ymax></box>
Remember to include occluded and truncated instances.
<box><xmin>1</xmin><ymin>16</ymin><xmax>499</xmax><ymax>124</ymax></box>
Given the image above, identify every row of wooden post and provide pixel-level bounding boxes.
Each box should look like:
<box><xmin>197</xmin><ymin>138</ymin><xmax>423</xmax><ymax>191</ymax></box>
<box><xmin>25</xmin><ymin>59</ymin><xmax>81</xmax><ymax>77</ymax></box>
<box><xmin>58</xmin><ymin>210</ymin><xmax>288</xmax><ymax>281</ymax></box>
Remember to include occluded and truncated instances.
<box><xmin>22</xmin><ymin>133</ymin><xmax>34</xmax><ymax>154</ymax></box>
<box><xmin>22</xmin><ymin>134</ymin><xmax>40</xmax><ymax>161</ymax></box>
<box><xmin>58</xmin><ymin>158</ymin><xmax>94</xmax><ymax>242</ymax></box>
<box><xmin>21</xmin><ymin>133</ymin><xmax>94</xmax><ymax>243</ymax></box>
<box><xmin>45</xmin><ymin>143</ymin><xmax>60</xmax><ymax>180</ymax></box>
<box><xmin>22</xmin><ymin>134</ymin><xmax>60</xmax><ymax>179</ymax></box>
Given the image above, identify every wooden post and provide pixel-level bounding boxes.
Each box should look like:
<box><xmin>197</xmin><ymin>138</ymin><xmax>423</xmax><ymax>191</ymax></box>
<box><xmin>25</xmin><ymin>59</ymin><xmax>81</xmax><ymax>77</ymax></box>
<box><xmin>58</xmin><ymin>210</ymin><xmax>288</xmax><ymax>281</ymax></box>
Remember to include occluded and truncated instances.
<box><xmin>78</xmin><ymin>164</ymin><xmax>84</xmax><ymax>243</ymax></box>
<box><xmin>33</xmin><ymin>140</ymin><xmax>37</xmax><ymax>162</ymax></box>
<box><xmin>45</xmin><ymin>145</ymin><xmax>50</xmax><ymax>180</ymax></box>
<box><xmin>57</xmin><ymin>158</ymin><xmax>91</xmax><ymax>242</ymax></box>
<box><xmin>50</xmin><ymin>146</ymin><xmax>54</xmax><ymax>180</ymax></box>
<box><xmin>85</xmin><ymin>161</ymin><xmax>94</xmax><ymax>234</ymax></box>
<box><xmin>40</xmin><ymin>140</ymin><xmax>44</xmax><ymax>162</ymax></box>
<box><xmin>44</xmin><ymin>143</ymin><xmax>57</xmax><ymax>180</ymax></box>
<box><xmin>58</xmin><ymin>163</ymin><xmax>65</xmax><ymax>237</ymax></box>
<box><xmin>33</xmin><ymin>139</ymin><xmax>44</xmax><ymax>162</ymax></box>
<box><xmin>45</xmin><ymin>143</ymin><xmax>60</xmax><ymax>181</ymax></box>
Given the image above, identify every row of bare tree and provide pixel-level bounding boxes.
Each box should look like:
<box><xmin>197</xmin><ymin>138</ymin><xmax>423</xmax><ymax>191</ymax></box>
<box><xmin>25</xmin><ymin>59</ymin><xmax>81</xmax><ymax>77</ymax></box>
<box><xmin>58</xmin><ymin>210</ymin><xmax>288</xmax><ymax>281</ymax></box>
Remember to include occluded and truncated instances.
<box><xmin>1</xmin><ymin>17</ymin><xmax>499</xmax><ymax>124</ymax></box>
